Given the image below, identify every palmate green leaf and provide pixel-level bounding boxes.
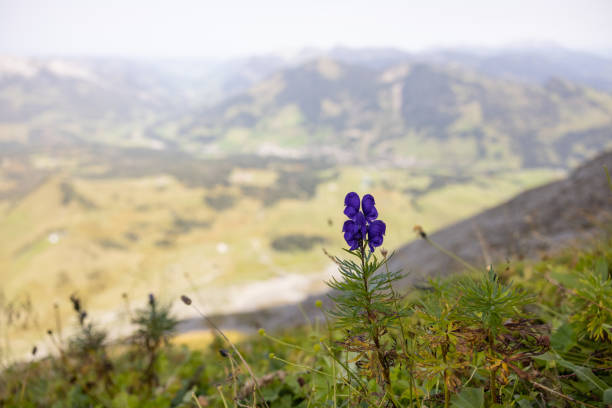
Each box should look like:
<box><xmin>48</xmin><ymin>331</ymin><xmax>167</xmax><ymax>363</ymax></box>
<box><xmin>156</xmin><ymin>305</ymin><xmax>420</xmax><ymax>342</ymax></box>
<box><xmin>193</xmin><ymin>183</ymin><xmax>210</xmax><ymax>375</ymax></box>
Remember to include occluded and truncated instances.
<box><xmin>514</xmin><ymin>396</ymin><xmax>535</xmax><ymax>408</ymax></box>
<box><xmin>450</xmin><ymin>387</ymin><xmax>484</xmax><ymax>408</ymax></box>
<box><xmin>604</xmin><ymin>165</ymin><xmax>612</xmax><ymax>192</ymax></box>
<box><xmin>571</xmin><ymin>259</ymin><xmax>612</xmax><ymax>340</ymax></box>
<box><xmin>603</xmin><ymin>388</ymin><xmax>612</xmax><ymax>404</ymax></box>
<box><xmin>536</xmin><ymin>352</ymin><xmax>608</xmax><ymax>394</ymax></box>
<box><xmin>550</xmin><ymin>323</ymin><xmax>576</xmax><ymax>353</ymax></box>
<box><xmin>456</xmin><ymin>266</ymin><xmax>533</xmax><ymax>334</ymax></box>
<box><xmin>549</xmin><ymin>268</ymin><xmax>580</xmax><ymax>288</ymax></box>
<box><xmin>559</xmin><ymin>360</ymin><xmax>608</xmax><ymax>394</ymax></box>
<box><xmin>595</xmin><ymin>257</ymin><xmax>609</xmax><ymax>281</ymax></box>
<box><xmin>111</xmin><ymin>391</ymin><xmax>139</xmax><ymax>408</ymax></box>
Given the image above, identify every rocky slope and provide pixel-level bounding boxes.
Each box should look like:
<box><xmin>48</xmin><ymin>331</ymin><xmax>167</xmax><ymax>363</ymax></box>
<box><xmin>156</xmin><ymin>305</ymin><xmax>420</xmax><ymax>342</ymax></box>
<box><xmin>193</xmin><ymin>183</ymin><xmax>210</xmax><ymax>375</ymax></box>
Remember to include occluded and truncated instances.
<box><xmin>387</xmin><ymin>150</ymin><xmax>612</xmax><ymax>283</ymax></box>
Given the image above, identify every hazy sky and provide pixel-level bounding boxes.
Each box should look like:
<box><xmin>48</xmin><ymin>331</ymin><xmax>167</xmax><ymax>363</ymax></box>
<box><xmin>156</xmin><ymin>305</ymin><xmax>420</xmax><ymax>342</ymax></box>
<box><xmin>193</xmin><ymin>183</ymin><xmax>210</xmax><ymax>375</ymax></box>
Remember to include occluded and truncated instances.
<box><xmin>1</xmin><ymin>0</ymin><xmax>611</xmax><ymax>58</ymax></box>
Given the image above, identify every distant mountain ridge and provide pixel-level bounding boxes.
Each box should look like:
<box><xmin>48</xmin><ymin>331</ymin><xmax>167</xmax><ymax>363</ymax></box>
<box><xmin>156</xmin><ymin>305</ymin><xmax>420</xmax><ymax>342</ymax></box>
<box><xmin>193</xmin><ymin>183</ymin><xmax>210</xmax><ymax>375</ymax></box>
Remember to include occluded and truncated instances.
<box><xmin>1</xmin><ymin>47</ymin><xmax>612</xmax><ymax>170</ymax></box>
<box><xmin>420</xmin><ymin>46</ymin><xmax>612</xmax><ymax>91</ymax></box>
<box><xmin>182</xmin><ymin>57</ymin><xmax>612</xmax><ymax>169</ymax></box>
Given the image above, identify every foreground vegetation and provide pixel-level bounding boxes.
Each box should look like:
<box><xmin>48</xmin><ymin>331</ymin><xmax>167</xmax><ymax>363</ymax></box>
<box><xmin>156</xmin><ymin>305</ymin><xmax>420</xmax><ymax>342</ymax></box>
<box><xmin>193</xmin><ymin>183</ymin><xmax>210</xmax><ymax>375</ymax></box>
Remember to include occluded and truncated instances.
<box><xmin>1</xmin><ymin>210</ymin><xmax>611</xmax><ymax>407</ymax></box>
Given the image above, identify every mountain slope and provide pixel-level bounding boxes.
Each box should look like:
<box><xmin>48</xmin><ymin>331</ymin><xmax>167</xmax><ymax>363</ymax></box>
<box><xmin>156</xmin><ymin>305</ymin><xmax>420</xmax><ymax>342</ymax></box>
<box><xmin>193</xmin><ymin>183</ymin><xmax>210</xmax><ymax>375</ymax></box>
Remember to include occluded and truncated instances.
<box><xmin>182</xmin><ymin>58</ymin><xmax>612</xmax><ymax>168</ymax></box>
<box><xmin>422</xmin><ymin>46</ymin><xmax>612</xmax><ymax>91</ymax></box>
<box><xmin>3</xmin><ymin>54</ymin><xmax>611</xmax><ymax>169</ymax></box>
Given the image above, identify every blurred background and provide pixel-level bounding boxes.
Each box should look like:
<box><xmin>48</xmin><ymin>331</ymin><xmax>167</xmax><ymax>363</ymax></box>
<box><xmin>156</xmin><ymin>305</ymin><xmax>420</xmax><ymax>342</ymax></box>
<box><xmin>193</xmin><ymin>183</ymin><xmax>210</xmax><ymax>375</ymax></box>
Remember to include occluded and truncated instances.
<box><xmin>1</xmin><ymin>0</ymin><xmax>611</xmax><ymax>357</ymax></box>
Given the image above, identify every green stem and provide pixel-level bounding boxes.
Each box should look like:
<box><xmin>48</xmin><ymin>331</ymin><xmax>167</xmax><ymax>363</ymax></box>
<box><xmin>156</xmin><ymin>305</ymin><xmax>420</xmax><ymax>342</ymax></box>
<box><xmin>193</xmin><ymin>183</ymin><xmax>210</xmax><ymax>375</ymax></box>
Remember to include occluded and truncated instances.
<box><xmin>359</xmin><ymin>243</ymin><xmax>395</xmax><ymax>407</ymax></box>
<box><xmin>424</xmin><ymin>237</ymin><xmax>480</xmax><ymax>274</ymax></box>
<box><xmin>443</xmin><ymin>353</ymin><xmax>449</xmax><ymax>408</ymax></box>
<box><xmin>488</xmin><ymin>331</ymin><xmax>497</xmax><ymax>406</ymax></box>
<box><xmin>263</xmin><ymin>333</ymin><xmax>307</xmax><ymax>352</ymax></box>
<box><xmin>216</xmin><ymin>386</ymin><xmax>229</xmax><ymax>408</ymax></box>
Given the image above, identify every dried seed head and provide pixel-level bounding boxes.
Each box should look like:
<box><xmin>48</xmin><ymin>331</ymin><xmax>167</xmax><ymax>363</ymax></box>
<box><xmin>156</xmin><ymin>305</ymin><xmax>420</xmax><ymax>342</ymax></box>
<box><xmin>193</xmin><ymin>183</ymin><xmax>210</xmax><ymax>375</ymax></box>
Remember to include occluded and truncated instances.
<box><xmin>180</xmin><ymin>295</ymin><xmax>192</xmax><ymax>305</ymax></box>
<box><xmin>148</xmin><ymin>293</ymin><xmax>155</xmax><ymax>307</ymax></box>
<box><xmin>69</xmin><ymin>294</ymin><xmax>81</xmax><ymax>313</ymax></box>
<box><xmin>32</xmin><ymin>346</ymin><xmax>37</xmax><ymax>356</ymax></box>
<box><xmin>47</xmin><ymin>329</ymin><xmax>53</xmax><ymax>336</ymax></box>
<box><xmin>381</xmin><ymin>248</ymin><xmax>388</xmax><ymax>258</ymax></box>
<box><xmin>413</xmin><ymin>225</ymin><xmax>427</xmax><ymax>239</ymax></box>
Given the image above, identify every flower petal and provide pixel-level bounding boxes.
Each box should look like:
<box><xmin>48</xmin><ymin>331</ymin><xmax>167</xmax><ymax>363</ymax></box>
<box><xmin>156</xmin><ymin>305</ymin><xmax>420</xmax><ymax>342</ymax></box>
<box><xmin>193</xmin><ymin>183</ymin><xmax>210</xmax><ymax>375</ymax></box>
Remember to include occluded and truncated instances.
<box><xmin>362</xmin><ymin>194</ymin><xmax>378</xmax><ymax>221</ymax></box>
<box><xmin>343</xmin><ymin>192</ymin><xmax>360</xmax><ymax>219</ymax></box>
<box><xmin>344</xmin><ymin>206</ymin><xmax>358</xmax><ymax>219</ymax></box>
<box><xmin>368</xmin><ymin>236</ymin><xmax>383</xmax><ymax>252</ymax></box>
<box><xmin>342</xmin><ymin>219</ymin><xmax>356</xmax><ymax>233</ymax></box>
<box><xmin>362</xmin><ymin>194</ymin><xmax>375</xmax><ymax>212</ymax></box>
<box><xmin>344</xmin><ymin>192</ymin><xmax>360</xmax><ymax>209</ymax></box>
<box><xmin>364</xmin><ymin>206</ymin><xmax>378</xmax><ymax>222</ymax></box>
<box><xmin>368</xmin><ymin>220</ymin><xmax>386</xmax><ymax>237</ymax></box>
<box><xmin>354</xmin><ymin>212</ymin><xmax>367</xmax><ymax>237</ymax></box>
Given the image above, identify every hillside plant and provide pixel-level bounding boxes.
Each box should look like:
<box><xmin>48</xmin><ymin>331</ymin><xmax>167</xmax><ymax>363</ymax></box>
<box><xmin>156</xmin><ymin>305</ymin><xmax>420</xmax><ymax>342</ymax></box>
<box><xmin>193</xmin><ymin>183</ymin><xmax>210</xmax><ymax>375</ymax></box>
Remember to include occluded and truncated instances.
<box><xmin>131</xmin><ymin>293</ymin><xmax>178</xmax><ymax>388</ymax></box>
<box><xmin>326</xmin><ymin>192</ymin><xmax>404</xmax><ymax>406</ymax></box>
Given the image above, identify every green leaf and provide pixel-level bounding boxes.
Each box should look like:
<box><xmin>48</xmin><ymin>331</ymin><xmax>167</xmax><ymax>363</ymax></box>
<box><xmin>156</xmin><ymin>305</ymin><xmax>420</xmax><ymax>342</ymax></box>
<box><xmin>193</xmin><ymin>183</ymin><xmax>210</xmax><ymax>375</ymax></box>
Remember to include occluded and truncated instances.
<box><xmin>549</xmin><ymin>269</ymin><xmax>580</xmax><ymax>288</ymax></box>
<box><xmin>595</xmin><ymin>257</ymin><xmax>609</xmax><ymax>281</ymax></box>
<box><xmin>451</xmin><ymin>387</ymin><xmax>484</xmax><ymax>408</ymax></box>
<box><xmin>111</xmin><ymin>392</ymin><xmax>139</xmax><ymax>408</ymax></box>
<box><xmin>604</xmin><ymin>165</ymin><xmax>612</xmax><ymax>192</ymax></box>
<box><xmin>515</xmin><ymin>397</ymin><xmax>534</xmax><ymax>408</ymax></box>
<box><xmin>604</xmin><ymin>388</ymin><xmax>612</xmax><ymax>404</ymax></box>
<box><xmin>261</xmin><ymin>385</ymin><xmax>280</xmax><ymax>401</ymax></box>
<box><xmin>535</xmin><ymin>353</ymin><xmax>607</xmax><ymax>394</ymax></box>
<box><xmin>550</xmin><ymin>323</ymin><xmax>576</xmax><ymax>353</ymax></box>
<box><xmin>555</xmin><ymin>360</ymin><xmax>607</xmax><ymax>393</ymax></box>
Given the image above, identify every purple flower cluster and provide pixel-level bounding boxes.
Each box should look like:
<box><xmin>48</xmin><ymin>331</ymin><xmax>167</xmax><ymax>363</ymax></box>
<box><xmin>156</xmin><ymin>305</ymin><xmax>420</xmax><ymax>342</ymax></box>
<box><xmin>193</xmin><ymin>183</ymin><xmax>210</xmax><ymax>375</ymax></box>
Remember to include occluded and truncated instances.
<box><xmin>342</xmin><ymin>192</ymin><xmax>386</xmax><ymax>252</ymax></box>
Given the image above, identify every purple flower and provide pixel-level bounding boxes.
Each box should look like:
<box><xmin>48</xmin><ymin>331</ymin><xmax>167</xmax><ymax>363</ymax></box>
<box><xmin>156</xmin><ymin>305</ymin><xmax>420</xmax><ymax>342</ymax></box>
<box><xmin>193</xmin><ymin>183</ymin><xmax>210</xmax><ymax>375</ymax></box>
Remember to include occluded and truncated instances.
<box><xmin>361</xmin><ymin>194</ymin><xmax>378</xmax><ymax>222</ymax></box>
<box><xmin>342</xmin><ymin>212</ymin><xmax>367</xmax><ymax>250</ymax></box>
<box><xmin>367</xmin><ymin>220</ymin><xmax>386</xmax><ymax>252</ymax></box>
<box><xmin>341</xmin><ymin>192</ymin><xmax>385</xmax><ymax>253</ymax></box>
<box><xmin>344</xmin><ymin>192</ymin><xmax>360</xmax><ymax>219</ymax></box>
